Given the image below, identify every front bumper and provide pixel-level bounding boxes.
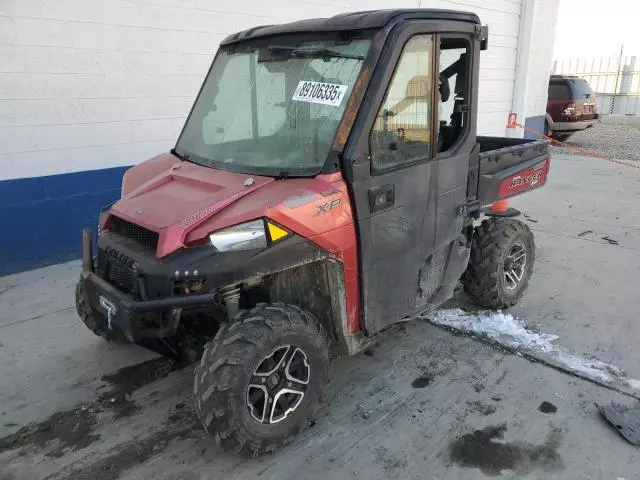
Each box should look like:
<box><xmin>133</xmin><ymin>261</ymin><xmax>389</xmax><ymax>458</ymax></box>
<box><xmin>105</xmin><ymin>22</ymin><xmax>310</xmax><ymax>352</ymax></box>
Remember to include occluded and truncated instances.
<box><xmin>80</xmin><ymin>228</ymin><xmax>216</xmax><ymax>342</ymax></box>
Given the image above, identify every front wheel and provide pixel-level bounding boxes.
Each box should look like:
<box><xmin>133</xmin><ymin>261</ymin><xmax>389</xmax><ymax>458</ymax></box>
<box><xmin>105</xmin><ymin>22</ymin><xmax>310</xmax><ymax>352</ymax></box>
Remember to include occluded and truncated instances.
<box><xmin>193</xmin><ymin>303</ymin><xmax>330</xmax><ymax>456</ymax></box>
<box><xmin>461</xmin><ymin>218</ymin><xmax>535</xmax><ymax>309</ymax></box>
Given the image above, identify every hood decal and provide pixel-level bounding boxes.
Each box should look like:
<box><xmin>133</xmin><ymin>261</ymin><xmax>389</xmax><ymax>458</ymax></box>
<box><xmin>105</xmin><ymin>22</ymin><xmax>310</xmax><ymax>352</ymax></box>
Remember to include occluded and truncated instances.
<box><xmin>180</xmin><ymin>204</ymin><xmax>217</xmax><ymax>228</ymax></box>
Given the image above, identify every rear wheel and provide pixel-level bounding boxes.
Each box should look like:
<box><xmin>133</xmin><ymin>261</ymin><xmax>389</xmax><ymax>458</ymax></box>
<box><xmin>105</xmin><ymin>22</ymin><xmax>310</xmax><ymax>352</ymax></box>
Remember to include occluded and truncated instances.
<box><xmin>193</xmin><ymin>303</ymin><xmax>330</xmax><ymax>456</ymax></box>
<box><xmin>75</xmin><ymin>278</ymin><xmax>129</xmax><ymax>343</ymax></box>
<box><xmin>461</xmin><ymin>218</ymin><xmax>535</xmax><ymax>309</ymax></box>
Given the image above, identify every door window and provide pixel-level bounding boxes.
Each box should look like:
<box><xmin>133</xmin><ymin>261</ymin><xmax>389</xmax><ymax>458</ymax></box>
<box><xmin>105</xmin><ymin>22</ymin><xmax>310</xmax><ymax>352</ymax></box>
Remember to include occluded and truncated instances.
<box><xmin>370</xmin><ymin>35</ymin><xmax>433</xmax><ymax>172</ymax></box>
<box><xmin>437</xmin><ymin>38</ymin><xmax>470</xmax><ymax>152</ymax></box>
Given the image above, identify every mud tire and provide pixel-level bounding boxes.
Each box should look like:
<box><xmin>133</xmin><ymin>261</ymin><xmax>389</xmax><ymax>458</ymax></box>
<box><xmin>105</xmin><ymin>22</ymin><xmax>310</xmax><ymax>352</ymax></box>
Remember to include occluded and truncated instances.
<box><xmin>193</xmin><ymin>303</ymin><xmax>330</xmax><ymax>456</ymax></box>
<box><xmin>461</xmin><ymin>218</ymin><xmax>535</xmax><ymax>309</ymax></box>
<box><xmin>75</xmin><ymin>278</ymin><xmax>129</xmax><ymax>343</ymax></box>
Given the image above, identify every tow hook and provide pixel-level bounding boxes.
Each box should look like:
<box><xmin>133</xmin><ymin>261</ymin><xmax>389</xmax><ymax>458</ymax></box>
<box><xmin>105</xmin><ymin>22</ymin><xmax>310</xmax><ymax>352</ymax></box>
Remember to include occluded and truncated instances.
<box><xmin>99</xmin><ymin>296</ymin><xmax>117</xmax><ymax>330</ymax></box>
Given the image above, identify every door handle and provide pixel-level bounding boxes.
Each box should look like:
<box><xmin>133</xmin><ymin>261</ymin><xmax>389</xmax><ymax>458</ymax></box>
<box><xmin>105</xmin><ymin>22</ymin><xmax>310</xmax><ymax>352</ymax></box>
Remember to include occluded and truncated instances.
<box><xmin>368</xmin><ymin>184</ymin><xmax>395</xmax><ymax>213</ymax></box>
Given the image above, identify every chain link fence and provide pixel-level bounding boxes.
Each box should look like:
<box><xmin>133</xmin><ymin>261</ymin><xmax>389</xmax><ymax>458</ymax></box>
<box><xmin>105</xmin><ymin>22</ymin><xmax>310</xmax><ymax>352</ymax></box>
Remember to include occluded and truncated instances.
<box><xmin>553</xmin><ymin>49</ymin><xmax>640</xmax><ymax>115</ymax></box>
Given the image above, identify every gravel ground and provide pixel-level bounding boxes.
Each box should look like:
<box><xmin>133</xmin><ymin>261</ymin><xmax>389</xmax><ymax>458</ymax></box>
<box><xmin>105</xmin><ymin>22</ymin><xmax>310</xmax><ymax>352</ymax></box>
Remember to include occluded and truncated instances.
<box><xmin>550</xmin><ymin>123</ymin><xmax>640</xmax><ymax>161</ymax></box>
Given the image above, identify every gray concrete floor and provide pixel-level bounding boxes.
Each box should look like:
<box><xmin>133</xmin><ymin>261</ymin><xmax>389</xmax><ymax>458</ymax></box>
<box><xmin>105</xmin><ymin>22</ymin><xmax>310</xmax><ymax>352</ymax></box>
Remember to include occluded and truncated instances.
<box><xmin>1</xmin><ymin>154</ymin><xmax>639</xmax><ymax>480</ymax></box>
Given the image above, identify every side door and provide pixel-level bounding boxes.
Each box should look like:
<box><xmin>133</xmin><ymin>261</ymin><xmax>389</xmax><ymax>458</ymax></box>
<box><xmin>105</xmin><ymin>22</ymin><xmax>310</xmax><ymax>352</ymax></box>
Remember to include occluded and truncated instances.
<box><xmin>429</xmin><ymin>34</ymin><xmax>477</xmax><ymax>306</ymax></box>
<box><xmin>344</xmin><ymin>24</ymin><xmax>477</xmax><ymax>335</ymax></box>
<box><xmin>346</xmin><ymin>28</ymin><xmax>439</xmax><ymax>335</ymax></box>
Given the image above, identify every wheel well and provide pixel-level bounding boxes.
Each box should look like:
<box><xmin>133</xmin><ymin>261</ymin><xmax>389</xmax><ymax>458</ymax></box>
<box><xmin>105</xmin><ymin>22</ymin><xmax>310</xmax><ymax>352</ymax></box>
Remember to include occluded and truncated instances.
<box><xmin>237</xmin><ymin>260</ymin><xmax>344</xmax><ymax>343</ymax></box>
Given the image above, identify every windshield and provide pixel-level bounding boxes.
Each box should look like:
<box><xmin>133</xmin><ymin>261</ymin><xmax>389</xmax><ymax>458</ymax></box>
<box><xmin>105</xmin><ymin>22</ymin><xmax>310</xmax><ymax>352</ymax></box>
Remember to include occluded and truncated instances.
<box><xmin>175</xmin><ymin>38</ymin><xmax>372</xmax><ymax>176</ymax></box>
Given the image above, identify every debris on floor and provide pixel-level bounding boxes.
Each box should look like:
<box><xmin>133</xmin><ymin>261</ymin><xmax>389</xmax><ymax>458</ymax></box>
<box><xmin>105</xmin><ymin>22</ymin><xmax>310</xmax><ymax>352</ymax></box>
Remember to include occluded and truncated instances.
<box><xmin>602</xmin><ymin>236</ymin><xmax>620</xmax><ymax>245</ymax></box>
<box><xmin>467</xmin><ymin>400</ymin><xmax>497</xmax><ymax>416</ymax></box>
<box><xmin>597</xmin><ymin>403</ymin><xmax>640</xmax><ymax>445</ymax></box>
<box><xmin>577</xmin><ymin>230</ymin><xmax>593</xmax><ymax>237</ymax></box>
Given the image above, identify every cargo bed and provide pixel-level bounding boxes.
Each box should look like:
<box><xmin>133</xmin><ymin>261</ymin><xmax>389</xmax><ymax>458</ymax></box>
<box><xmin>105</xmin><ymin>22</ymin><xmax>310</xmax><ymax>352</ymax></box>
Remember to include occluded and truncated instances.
<box><xmin>470</xmin><ymin>136</ymin><xmax>550</xmax><ymax>207</ymax></box>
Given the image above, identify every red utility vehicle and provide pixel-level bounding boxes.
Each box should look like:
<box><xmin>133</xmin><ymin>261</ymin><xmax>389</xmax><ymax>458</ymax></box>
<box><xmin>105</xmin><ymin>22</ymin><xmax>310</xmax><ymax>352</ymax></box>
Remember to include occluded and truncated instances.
<box><xmin>76</xmin><ymin>9</ymin><xmax>551</xmax><ymax>455</ymax></box>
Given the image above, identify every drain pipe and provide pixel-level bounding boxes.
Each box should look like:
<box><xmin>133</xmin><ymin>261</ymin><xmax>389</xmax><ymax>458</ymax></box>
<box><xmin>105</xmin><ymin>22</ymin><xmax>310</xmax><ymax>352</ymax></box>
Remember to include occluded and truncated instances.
<box><xmin>508</xmin><ymin>0</ymin><xmax>536</xmax><ymax>138</ymax></box>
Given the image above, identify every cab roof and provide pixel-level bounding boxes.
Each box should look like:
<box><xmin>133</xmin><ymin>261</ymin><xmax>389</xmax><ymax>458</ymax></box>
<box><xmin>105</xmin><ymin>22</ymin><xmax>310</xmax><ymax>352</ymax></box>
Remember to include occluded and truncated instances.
<box><xmin>221</xmin><ymin>9</ymin><xmax>481</xmax><ymax>46</ymax></box>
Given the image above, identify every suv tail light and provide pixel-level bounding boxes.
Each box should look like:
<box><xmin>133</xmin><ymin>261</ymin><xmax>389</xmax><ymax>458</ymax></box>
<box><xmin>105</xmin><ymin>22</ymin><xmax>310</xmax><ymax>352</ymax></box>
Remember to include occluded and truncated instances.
<box><xmin>499</xmin><ymin>157</ymin><xmax>550</xmax><ymax>198</ymax></box>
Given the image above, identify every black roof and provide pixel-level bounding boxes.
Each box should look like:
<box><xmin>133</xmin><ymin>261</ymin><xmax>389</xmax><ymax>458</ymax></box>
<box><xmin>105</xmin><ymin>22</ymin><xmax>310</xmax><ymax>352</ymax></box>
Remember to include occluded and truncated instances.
<box><xmin>221</xmin><ymin>9</ymin><xmax>480</xmax><ymax>45</ymax></box>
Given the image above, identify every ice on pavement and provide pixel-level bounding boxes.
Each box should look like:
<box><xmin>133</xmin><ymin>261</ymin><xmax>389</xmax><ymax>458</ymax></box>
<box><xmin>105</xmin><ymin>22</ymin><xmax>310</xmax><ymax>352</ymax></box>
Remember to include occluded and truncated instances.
<box><xmin>429</xmin><ymin>308</ymin><xmax>559</xmax><ymax>352</ymax></box>
<box><xmin>426</xmin><ymin>308</ymin><xmax>640</xmax><ymax>392</ymax></box>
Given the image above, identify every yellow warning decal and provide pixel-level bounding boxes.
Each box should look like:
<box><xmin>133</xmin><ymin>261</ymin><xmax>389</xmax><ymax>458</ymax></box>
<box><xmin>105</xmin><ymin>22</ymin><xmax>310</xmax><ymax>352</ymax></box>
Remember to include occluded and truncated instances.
<box><xmin>267</xmin><ymin>222</ymin><xmax>289</xmax><ymax>242</ymax></box>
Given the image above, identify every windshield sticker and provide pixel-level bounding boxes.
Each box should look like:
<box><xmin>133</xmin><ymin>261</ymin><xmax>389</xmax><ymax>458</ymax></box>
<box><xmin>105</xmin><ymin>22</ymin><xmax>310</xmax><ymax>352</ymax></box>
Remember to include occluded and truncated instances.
<box><xmin>292</xmin><ymin>81</ymin><xmax>349</xmax><ymax>107</ymax></box>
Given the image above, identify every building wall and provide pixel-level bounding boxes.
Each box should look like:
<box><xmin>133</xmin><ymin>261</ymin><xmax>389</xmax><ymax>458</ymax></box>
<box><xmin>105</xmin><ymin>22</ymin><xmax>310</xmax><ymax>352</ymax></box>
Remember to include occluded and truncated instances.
<box><xmin>0</xmin><ymin>0</ymin><xmax>552</xmax><ymax>274</ymax></box>
<box><xmin>523</xmin><ymin>0</ymin><xmax>559</xmax><ymax>137</ymax></box>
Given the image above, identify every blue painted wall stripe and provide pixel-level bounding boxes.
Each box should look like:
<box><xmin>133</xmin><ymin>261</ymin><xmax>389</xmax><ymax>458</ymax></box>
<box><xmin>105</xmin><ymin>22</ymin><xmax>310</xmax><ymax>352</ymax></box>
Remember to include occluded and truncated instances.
<box><xmin>0</xmin><ymin>166</ymin><xmax>130</xmax><ymax>276</ymax></box>
<box><xmin>524</xmin><ymin>115</ymin><xmax>545</xmax><ymax>140</ymax></box>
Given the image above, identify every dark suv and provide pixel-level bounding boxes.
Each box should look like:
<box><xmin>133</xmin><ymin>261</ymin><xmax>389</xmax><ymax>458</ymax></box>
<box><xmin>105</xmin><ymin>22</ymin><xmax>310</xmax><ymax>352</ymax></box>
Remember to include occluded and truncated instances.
<box><xmin>546</xmin><ymin>75</ymin><xmax>599</xmax><ymax>141</ymax></box>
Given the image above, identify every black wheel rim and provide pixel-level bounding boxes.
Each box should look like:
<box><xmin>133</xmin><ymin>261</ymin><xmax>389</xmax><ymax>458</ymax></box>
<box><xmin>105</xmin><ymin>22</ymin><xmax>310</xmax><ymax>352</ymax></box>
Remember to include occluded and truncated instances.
<box><xmin>503</xmin><ymin>241</ymin><xmax>527</xmax><ymax>291</ymax></box>
<box><xmin>246</xmin><ymin>345</ymin><xmax>310</xmax><ymax>424</ymax></box>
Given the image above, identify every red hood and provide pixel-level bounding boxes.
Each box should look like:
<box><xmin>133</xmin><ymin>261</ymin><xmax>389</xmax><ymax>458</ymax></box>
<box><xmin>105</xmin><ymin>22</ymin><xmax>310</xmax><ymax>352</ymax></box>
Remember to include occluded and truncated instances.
<box><xmin>109</xmin><ymin>153</ymin><xmax>349</xmax><ymax>258</ymax></box>
<box><xmin>111</xmin><ymin>155</ymin><xmax>275</xmax><ymax>256</ymax></box>
<box><xmin>115</xmin><ymin>161</ymin><xmax>274</xmax><ymax>230</ymax></box>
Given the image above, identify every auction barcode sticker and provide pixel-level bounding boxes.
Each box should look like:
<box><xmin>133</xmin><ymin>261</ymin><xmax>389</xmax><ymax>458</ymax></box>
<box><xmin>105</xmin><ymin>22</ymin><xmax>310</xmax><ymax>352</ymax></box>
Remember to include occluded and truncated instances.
<box><xmin>292</xmin><ymin>81</ymin><xmax>349</xmax><ymax>107</ymax></box>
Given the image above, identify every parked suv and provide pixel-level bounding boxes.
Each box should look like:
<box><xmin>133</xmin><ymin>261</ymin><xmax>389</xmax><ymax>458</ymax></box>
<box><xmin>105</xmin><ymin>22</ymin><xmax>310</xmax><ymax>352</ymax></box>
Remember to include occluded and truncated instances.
<box><xmin>546</xmin><ymin>75</ymin><xmax>599</xmax><ymax>141</ymax></box>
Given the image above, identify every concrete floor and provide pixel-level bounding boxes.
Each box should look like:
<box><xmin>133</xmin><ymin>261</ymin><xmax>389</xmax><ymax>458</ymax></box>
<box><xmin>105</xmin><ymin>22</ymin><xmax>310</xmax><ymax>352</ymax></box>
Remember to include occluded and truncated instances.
<box><xmin>1</xmin><ymin>153</ymin><xmax>639</xmax><ymax>480</ymax></box>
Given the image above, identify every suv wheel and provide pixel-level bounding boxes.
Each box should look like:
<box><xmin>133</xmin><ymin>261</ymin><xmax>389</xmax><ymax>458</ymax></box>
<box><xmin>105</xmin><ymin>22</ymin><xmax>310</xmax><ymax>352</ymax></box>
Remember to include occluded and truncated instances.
<box><xmin>193</xmin><ymin>303</ymin><xmax>330</xmax><ymax>456</ymax></box>
<box><xmin>552</xmin><ymin>133</ymin><xmax>571</xmax><ymax>142</ymax></box>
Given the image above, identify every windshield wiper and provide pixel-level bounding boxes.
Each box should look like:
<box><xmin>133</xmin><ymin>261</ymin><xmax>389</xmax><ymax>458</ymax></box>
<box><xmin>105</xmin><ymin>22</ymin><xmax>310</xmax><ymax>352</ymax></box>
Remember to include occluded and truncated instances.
<box><xmin>268</xmin><ymin>45</ymin><xmax>364</xmax><ymax>61</ymax></box>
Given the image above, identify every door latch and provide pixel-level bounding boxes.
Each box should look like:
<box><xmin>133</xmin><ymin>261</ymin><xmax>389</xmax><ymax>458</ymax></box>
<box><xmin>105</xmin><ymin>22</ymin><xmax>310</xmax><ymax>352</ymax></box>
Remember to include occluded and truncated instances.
<box><xmin>368</xmin><ymin>184</ymin><xmax>395</xmax><ymax>213</ymax></box>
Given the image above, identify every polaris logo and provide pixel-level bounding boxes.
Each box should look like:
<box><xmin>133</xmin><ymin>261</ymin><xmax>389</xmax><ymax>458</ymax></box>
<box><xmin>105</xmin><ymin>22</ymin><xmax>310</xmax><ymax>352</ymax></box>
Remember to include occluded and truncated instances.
<box><xmin>104</xmin><ymin>246</ymin><xmax>137</xmax><ymax>269</ymax></box>
<box><xmin>180</xmin><ymin>204</ymin><xmax>217</xmax><ymax>228</ymax></box>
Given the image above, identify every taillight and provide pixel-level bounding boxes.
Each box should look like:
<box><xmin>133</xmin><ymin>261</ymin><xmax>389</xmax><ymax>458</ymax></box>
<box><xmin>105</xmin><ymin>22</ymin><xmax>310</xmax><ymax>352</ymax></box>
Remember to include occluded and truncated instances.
<box><xmin>499</xmin><ymin>157</ymin><xmax>550</xmax><ymax>198</ymax></box>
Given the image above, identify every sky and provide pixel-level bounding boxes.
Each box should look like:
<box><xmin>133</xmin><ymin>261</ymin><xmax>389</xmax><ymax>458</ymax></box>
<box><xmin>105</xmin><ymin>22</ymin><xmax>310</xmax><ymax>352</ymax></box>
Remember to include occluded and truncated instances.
<box><xmin>553</xmin><ymin>0</ymin><xmax>640</xmax><ymax>59</ymax></box>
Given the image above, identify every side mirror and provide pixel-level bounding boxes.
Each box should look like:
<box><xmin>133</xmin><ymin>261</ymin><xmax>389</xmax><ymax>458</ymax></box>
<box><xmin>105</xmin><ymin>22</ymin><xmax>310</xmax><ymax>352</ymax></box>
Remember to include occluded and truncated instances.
<box><xmin>479</xmin><ymin>25</ymin><xmax>489</xmax><ymax>51</ymax></box>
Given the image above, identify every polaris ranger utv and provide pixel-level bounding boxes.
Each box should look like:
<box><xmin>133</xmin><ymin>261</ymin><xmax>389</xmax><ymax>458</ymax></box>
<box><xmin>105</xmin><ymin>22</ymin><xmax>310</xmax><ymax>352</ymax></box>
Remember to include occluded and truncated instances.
<box><xmin>76</xmin><ymin>9</ymin><xmax>550</xmax><ymax>456</ymax></box>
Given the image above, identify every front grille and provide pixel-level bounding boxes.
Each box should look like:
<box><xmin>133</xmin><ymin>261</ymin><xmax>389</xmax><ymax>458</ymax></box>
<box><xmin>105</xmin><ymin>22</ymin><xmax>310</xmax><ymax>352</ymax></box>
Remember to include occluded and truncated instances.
<box><xmin>107</xmin><ymin>261</ymin><xmax>137</xmax><ymax>294</ymax></box>
<box><xmin>109</xmin><ymin>216</ymin><xmax>159</xmax><ymax>253</ymax></box>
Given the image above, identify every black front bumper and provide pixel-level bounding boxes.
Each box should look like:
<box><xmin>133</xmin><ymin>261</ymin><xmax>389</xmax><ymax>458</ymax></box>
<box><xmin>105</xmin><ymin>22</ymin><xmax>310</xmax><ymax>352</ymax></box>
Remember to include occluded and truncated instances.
<box><xmin>80</xmin><ymin>228</ymin><xmax>217</xmax><ymax>342</ymax></box>
<box><xmin>79</xmin><ymin>224</ymin><xmax>328</xmax><ymax>342</ymax></box>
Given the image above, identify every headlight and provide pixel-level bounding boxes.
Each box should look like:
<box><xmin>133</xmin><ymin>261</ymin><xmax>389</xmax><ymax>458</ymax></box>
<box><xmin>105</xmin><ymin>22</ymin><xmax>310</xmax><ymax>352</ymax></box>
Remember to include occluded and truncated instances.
<box><xmin>208</xmin><ymin>219</ymin><xmax>290</xmax><ymax>252</ymax></box>
<box><xmin>208</xmin><ymin>220</ymin><xmax>267</xmax><ymax>252</ymax></box>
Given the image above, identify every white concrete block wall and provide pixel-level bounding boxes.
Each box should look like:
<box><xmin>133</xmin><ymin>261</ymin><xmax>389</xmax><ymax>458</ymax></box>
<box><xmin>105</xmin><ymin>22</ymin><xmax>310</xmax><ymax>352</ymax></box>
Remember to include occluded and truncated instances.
<box><xmin>0</xmin><ymin>0</ymin><xmax>530</xmax><ymax>181</ymax></box>
<box><xmin>525</xmin><ymin>0</ymin><xmax>558</xmax><ymax>118</ymax></box>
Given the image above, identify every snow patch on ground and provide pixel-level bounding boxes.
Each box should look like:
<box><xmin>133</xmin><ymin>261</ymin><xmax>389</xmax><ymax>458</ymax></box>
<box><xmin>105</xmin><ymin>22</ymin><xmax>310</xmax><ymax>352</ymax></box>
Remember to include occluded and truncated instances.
<box><xmin>426</xmin><ymin>308</ymin><xmax>640</xmax><ymax>392</ymax></box>
<box><xmin>430</xmin><ymin>308</ymin><xmax>558</xmax><ymax>352</ymax></box>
